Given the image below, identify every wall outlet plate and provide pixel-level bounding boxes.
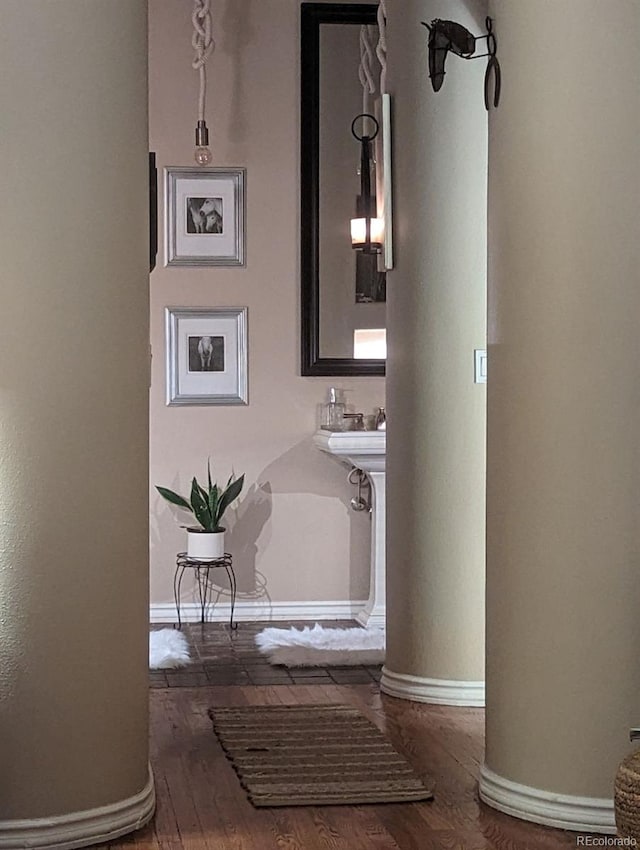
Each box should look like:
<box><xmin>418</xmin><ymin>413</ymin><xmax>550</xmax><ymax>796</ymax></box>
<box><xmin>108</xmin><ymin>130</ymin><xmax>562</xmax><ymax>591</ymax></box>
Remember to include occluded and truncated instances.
<box><xmin>474</xmin><ymin>349</ymin><xmax>487</xmax><ymax>383</ymax></box>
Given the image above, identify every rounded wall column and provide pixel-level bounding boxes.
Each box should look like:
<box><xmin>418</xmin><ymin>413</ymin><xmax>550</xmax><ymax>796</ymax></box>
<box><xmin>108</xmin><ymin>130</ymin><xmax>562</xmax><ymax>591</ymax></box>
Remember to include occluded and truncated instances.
<box><xmin>483</xmin><ymin>0</ymin><xmax>640</xmax><ymax>833</ymax></box>
<box><xmin>0</xmin><ymin>2</ymin><xmax>152</xmax><ymax>848</ymax></box>
<box><xmin>383</xmin><ymin>0</ymin><xmax>487</xmax><ymax>705</ymax></box>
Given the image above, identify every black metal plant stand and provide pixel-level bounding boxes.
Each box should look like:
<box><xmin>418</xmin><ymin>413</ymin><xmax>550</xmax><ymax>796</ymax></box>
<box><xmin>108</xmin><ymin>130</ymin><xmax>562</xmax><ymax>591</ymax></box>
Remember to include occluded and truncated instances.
<box><xmin>173</xmin><ymin>552</ymin><xmax>237</xmax><ymax>630</ymax></box>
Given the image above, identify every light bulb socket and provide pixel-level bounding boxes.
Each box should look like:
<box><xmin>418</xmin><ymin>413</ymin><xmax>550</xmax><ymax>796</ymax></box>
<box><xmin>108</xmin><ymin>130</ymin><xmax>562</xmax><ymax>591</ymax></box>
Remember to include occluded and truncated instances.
<box><xmin>195</xmin><ymin>120</ymin><xmax>209</xmax><ymax>147</ymax></box>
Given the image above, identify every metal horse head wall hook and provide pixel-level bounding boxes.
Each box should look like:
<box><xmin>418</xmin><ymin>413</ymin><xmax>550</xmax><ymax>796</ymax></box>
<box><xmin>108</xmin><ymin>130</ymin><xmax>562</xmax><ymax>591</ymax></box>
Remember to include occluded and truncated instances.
<box><xmin>421</xmin><ymin>16</ymin><xmax>501</xmax><ymax>110</ymax></box>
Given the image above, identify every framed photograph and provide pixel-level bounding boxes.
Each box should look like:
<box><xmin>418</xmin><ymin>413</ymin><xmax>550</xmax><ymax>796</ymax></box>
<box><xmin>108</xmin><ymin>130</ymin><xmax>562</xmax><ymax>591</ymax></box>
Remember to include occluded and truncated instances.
<box><xmin>165</xmin><ymin>307</ymin><xmax>248</xmax><ymax>405</ymax></box>
<box><xmin>164</xmin><ymin>167</ymin><xmax>246</xmax><ymax>266</ymax></box>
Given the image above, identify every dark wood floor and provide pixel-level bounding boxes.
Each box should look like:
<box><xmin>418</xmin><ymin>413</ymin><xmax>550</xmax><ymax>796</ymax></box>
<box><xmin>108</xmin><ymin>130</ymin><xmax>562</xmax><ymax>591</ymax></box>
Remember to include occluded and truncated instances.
<box><xmin>106</xmin><ymin>624</ymin><xmax>581</xmax><ymax>849</ymax></box>
<box><xmin>150</xmin><ymin>622</ymin><xmax>381</xmax><ymax>688</ymax></box>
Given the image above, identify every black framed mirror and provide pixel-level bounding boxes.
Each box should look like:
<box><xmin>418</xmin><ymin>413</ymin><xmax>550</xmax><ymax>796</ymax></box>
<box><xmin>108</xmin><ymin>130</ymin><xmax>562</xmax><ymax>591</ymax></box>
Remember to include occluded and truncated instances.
<box><xmin>301</xmin><ymin>2</ymin><xmax>386</xmax><ymax>377</ymax></box>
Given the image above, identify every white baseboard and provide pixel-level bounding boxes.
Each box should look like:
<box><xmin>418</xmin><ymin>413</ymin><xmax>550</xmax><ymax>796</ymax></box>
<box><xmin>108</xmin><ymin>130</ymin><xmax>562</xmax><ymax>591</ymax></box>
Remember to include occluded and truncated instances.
<box><xmin>380</xmin><ymin>666</ymin><xmax>485</xmax><ymax>707</ymax></box>
<box><xmin>0</xmin><ymin>764</ymin><xmax>155</xmax><ymax>850</ymax></box>
<box><xmin>150</xmin><ymin>599</ymin><xmax>367</xmax><ymax>624</ymax></box>
<box><xmin>479</xmin><ymin>764</ymin><xmax>616</xmax><ymax>834</ymax></box>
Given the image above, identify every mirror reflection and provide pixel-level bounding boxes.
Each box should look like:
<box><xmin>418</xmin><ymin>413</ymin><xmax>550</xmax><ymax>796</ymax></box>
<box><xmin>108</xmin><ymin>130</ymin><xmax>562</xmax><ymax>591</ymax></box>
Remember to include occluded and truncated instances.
<box><xmin>318</xmin><ymin>22</ymin><xmax>386</xmax><ymax>360</ymax></box>
<box><xmin>301</xmin><ymin>3</ymin><xmax>386</xmax><ymax>377</ymax></box>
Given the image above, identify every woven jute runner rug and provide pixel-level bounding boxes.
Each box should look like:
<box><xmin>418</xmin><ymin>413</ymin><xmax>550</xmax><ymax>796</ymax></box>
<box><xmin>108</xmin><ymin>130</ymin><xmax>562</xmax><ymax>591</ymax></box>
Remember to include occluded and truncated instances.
<box><xmin>208</xmin><ymin>703</ymin><xmax>434</xmax><ymax>807</ymax></box>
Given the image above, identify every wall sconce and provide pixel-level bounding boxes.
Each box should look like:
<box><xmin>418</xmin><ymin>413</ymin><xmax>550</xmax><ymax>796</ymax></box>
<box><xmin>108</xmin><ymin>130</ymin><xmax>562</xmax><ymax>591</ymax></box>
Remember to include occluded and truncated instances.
<box><xmin>421</xmin><ymin>16</ymin><xmax>501</xmax><ymax>111</ymax></box>
<box><xmin>350</xmin><ymin>113</ymin><xmax>383</xmax><ymax>254</ymax></box>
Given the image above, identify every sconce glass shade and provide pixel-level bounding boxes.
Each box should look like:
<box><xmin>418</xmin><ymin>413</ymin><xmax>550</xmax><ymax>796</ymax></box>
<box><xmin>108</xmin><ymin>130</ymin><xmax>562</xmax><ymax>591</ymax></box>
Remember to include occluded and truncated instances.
<box><xmin>351</xmin><ymin>217</ymin><xmax>384</xmax><ymax>251</ymax></box>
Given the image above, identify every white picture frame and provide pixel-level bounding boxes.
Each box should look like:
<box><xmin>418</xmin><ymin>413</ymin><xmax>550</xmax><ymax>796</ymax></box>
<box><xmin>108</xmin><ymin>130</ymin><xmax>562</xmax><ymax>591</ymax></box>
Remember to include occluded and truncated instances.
<box><xmin>164</xmin><ymin>167</ymin><xmax>246</xmax><ymax>267</ymax></box>
<box><xmin>165</xmin><ymin>307</ymin><xmax>248</xmax><ymax>406</ymax></box>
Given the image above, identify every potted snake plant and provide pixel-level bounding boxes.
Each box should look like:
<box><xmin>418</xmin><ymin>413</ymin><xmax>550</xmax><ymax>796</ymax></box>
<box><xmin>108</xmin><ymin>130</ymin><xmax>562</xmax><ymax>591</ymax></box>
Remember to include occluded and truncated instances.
<box><xmin>156</xmin><ymin>462</ymin><xmax>245</xmax><ymax>560</ymax></box>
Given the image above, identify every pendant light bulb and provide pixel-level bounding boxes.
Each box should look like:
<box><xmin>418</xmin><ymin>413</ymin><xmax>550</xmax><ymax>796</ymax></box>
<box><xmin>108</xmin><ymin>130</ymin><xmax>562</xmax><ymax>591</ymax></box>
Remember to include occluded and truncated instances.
<box><xmin>195</xmin><ymin>146</ymin><xmax>213</xmax><ymax>165</ymax></box>
<box><xmin>194</xmin><ymin>119</ymin><xmax>212</xmax><ymax>166</ymax></box>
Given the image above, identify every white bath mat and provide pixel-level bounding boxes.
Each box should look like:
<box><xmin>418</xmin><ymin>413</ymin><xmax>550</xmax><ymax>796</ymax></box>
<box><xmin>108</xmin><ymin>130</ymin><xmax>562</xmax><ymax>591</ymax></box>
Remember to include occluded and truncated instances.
<box><xmin>255</xmin><ymin>623</ymin><xmax>385</xmax><ymax>667</ymax></box>
<box><xmin>149</xmin><ymin>628</ymin><xmax>190</xmax><ymax>669</ymax></box>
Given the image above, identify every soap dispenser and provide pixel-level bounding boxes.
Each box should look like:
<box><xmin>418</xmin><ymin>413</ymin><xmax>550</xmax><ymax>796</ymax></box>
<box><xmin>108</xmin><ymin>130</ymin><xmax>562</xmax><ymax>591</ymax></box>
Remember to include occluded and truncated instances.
<box><xmin>321</xmin><ymin>387</ymin><xmax>346</xmax><ymax>431</ymax></box>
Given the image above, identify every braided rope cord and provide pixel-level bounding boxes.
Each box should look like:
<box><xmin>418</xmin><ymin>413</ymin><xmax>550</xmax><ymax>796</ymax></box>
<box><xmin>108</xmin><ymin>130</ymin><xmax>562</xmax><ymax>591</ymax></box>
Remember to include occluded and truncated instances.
<box><xmin>376</xmin><ymin>0</ymin><xmax>387</xmax><ymax>94</ymax></box>
<box><xmin>192</xmin><ymin>0</ymin><xmax>214</xmax><ymax>122</ymax></box>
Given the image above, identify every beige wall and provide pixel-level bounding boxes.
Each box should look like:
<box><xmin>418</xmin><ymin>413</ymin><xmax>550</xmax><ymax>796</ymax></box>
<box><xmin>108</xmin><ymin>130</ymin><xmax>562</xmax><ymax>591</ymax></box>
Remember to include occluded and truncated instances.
<box><xmin>149</xmin><ymin>0</ymin><xmax>384</xmax><ymax>611</ymax></box>
<box><xmin>0</xmin><ymin>0</ymin><xmax>150</xmax><ymax>822</ymax></box>
<box><xmin>484</xmin><ymin>0</ymin><xmax>640</xmax><ymax>803</ymax></box>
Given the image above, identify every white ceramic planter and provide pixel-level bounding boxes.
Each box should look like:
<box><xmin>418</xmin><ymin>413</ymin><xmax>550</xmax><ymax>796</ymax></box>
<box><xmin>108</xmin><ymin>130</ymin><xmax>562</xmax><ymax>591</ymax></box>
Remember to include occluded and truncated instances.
<box><xmin>187</xmin><ymin>528</ymin><xmax>225</xmax><ymax>560</ymax></box>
